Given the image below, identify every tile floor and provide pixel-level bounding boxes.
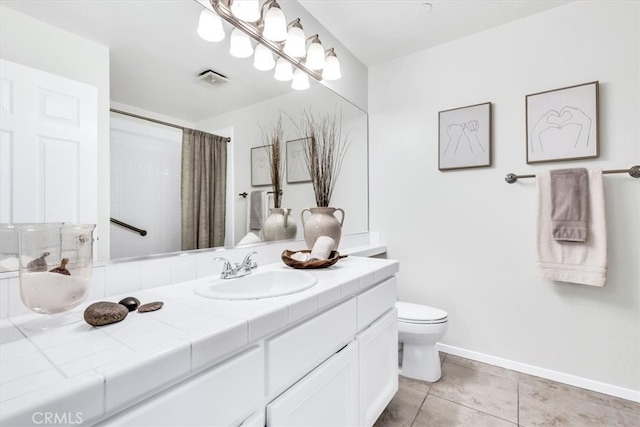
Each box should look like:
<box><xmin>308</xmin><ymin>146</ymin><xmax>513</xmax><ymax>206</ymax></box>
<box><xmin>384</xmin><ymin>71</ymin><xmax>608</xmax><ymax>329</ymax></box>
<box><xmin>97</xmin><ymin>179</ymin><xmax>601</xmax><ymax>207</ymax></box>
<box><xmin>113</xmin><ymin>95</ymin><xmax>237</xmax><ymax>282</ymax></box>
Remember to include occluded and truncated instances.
<box><xmin>375</xmin><ymin>352</ymin><xmax>640</xmax><ymax>427</ymax></box>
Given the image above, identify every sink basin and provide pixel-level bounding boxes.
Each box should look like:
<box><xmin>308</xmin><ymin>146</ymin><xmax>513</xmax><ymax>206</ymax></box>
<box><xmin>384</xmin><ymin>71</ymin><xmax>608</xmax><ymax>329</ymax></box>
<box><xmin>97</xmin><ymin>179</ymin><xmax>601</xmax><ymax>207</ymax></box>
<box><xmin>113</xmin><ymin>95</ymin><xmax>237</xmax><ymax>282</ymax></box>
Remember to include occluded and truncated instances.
<box><xmin>193</xmin><ymin>270</ymin><xmax>317</xmax><ymax>300</ymax></box>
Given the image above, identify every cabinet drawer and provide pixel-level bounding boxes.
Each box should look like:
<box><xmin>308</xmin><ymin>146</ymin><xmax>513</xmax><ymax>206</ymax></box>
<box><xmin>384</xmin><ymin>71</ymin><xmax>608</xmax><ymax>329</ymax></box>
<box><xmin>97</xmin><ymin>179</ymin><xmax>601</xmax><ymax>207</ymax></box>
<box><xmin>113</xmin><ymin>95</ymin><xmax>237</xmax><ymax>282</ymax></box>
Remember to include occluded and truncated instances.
<box><xmin>357</xmin><ymin>276</ymin><xmax>397</xmax><ymax>331</ymax></box>
<box><xmin>266</xmin><ymin>298</ymin><xmax>356</xmax><ymax>396</ymax></box>
<box><xmin>99</xmin><ymin>346</ymin><xmax>264</xmax><ymax>426</ymax></box>
<box><xmin>267</xmin><ymin>341</ymin><xmax>359</xmax><ymax>427</ymax></box>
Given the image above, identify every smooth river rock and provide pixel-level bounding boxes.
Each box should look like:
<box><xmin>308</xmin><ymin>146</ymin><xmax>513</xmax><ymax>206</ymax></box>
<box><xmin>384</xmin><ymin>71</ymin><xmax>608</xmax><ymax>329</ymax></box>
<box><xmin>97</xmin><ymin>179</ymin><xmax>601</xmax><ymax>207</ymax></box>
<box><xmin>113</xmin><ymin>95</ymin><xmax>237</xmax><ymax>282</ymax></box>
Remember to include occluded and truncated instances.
<box><xmin>84</xmin><ymin>301</ymin><xmax>128</xmax><ymax>326</ymax></box>
<box><xmin>138</xmin><ymin>301</ymin><xmax>163</xmax><ymax>313</ymax></box>
<box><xmin>118</xmin><ymin>296</ymin><xmax>140</xmax><ymax>312</ymax></box>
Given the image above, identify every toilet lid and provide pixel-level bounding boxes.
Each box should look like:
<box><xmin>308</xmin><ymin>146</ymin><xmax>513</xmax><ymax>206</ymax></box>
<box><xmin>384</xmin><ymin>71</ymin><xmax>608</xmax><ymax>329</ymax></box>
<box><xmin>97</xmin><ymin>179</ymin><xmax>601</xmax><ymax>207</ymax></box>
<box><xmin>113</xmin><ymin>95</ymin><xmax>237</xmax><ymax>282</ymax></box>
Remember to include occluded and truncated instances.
<box><xmin>396</xmin><ymin>301</ymin><xmax>447</xmax><ymax>323</ymax></box>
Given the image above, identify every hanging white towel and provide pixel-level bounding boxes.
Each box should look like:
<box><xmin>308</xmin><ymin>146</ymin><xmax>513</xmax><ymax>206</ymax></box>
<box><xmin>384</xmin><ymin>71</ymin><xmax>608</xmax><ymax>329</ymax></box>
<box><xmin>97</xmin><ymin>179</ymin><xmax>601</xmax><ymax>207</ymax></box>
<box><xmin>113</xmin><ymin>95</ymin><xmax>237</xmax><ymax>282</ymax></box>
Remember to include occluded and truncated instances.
<box><xmin>536</xmin><ymin>169</ymin><xmax>607</xmax><ymax>286</ymax></box>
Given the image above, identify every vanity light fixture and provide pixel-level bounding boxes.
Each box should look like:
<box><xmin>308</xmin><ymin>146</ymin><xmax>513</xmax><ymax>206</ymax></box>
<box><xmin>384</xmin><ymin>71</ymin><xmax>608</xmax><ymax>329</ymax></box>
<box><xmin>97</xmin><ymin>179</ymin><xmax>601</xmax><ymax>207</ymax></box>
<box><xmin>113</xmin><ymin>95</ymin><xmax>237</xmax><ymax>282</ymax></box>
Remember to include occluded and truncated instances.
<box><xmin>197</xmin><ymin>0</ymin><xmax>341</xmax><ymax>89</ymax></box>
<box><xmin>229</xmin><ymin>27</ymin><xmax>254</xmax><ymax>58</ymax></box>
<box><xmin>262</xmin><ymin>1</ymin><xmax>287</xmax><ymax>42</ymax></box>
<box><xmin>230</xmin><ymin>0</ymin><xmax>260</xmax><ymax>22</ymax></box>
<box><xmin>253</xmin><ymin>44</ymin><xmax>275</xmax><ymax>70</ymax></box>
<box><xmin>291</xmin><ymin>68</ymin><xmax>310</xmax><ymax>90</ymax></box>
<box><xmin>197</xmin><ymin>8</ymin><xmax>225</xmax><ymax>42</ymax></box>
<box><xmin>274</xmin><ymin>57</ymin><xmax>293</xmax><ymax>81</ymax></box>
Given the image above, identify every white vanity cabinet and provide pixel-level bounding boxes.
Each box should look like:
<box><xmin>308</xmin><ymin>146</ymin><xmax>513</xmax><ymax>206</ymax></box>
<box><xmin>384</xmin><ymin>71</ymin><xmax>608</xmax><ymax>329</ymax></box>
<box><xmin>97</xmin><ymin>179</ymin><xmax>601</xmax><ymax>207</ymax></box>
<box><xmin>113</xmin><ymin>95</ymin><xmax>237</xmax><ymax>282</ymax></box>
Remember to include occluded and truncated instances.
<box><xmin>266</xmin><ymin>341</ymin><xmax>360</xmax><ymax>426</ymax></box>
<box><xmin>96</xmin><ymin>347</ymin><xmax>264</xmax><ymax>427</ymax></box>
<box><xmin>357</xmin><ymin>309</ymin><xmax>398</xmax><ymax>427</ymax></box>
<box><xmin>67</xmin><ymin>260</ymin><xmax>400</xmax><ymax>427</ymax></box>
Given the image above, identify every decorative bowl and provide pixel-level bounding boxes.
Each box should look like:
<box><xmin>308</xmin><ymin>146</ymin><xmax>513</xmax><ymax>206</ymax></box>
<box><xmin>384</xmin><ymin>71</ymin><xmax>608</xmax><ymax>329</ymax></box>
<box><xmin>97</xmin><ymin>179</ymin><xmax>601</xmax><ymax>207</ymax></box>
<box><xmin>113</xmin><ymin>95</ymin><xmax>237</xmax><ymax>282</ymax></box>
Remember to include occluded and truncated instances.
<box><xmin>281</xmin><ymin>250</ymin><xmax>347</xmax><ymax>269</ymax></box>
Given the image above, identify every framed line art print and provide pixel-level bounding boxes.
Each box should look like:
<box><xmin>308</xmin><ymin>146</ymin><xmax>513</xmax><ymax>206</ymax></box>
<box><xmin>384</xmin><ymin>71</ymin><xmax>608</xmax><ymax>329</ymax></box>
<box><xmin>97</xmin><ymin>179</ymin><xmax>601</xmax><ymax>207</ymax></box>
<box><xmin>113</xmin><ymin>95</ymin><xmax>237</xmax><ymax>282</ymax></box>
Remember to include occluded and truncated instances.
<box><xmin>286</xmin><ymin>137</ymin><xmax>311</xmax><ymax>183</ymax></box>
<box><xmin>438</xmin><ymin>102</ymin><xmax>492</xmax><ymax>171</ymax></box>
<box><xmin>526</xmin><ymin>81</ymin><xmax>599</xmax><ymax>164</ymax></box>
<box><xmin>251</xmin><ymin>145</ymin><xmax>272</xmax><ymax>186</ymax></box>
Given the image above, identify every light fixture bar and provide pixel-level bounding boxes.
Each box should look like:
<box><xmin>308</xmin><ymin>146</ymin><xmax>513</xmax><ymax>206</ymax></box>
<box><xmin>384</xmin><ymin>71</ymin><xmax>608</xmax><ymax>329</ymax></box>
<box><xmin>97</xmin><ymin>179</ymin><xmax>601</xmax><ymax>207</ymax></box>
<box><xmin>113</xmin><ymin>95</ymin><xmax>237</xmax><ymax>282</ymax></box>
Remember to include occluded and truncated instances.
<box><xmin>209</xmin><ymin>0</ymin><xmax>323</xmax><ymax>82</ymax></box>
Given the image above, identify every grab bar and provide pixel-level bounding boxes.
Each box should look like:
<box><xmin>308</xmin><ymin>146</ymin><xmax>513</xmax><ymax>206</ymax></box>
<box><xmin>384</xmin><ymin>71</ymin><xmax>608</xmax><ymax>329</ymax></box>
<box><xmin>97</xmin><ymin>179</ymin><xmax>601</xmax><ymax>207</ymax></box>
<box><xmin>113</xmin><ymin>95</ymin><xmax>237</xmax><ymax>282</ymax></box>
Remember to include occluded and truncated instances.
<box><xmin>110</xmin><ymin>218</ymin><xmax>147</xmax><ymax>236</ymax></box>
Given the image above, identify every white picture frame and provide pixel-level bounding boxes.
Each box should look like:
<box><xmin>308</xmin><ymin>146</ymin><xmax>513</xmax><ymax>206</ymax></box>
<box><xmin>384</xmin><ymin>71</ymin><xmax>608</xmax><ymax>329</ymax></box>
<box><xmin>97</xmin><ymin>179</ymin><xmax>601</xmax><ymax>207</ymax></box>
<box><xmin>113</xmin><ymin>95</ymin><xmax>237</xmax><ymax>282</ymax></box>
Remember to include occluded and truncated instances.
<box><xmin>286</xmin><ymin>138</ymin><xmax>311</xmax><ymax>183</ymax></box>
<box><xmin>526</xmin><ymin>81</ymin><xmax>599</xmax><ymax>164</ymax></box>
<box><xmin>251</xmin><ymin>145</ymin><xmax>271</xmax><ymax>186</ymax></box>
<box><xmin>438</xmin><ymin>102</ymin><xmax>492</xmax><ymax>171</ymax></box>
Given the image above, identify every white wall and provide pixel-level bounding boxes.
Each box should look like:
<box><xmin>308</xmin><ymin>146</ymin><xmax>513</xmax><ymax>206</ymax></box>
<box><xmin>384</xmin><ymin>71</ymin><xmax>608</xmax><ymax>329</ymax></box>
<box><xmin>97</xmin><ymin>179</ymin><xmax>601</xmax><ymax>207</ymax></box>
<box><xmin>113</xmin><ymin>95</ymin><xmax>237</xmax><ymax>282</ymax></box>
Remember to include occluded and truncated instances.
<box><xmin>196</xmin><ymin>84</ymin><xmax>368</xmax><ymax>246</ymax></box>
<box><xmin>0</xmin><ymin>6</ymin><xmax>111</xmax><ymax>261</ymax></box>
<box><xmin>369</xmin><ymin>1</ymin><xmax>639</xmax><ymax>395</ymax></box>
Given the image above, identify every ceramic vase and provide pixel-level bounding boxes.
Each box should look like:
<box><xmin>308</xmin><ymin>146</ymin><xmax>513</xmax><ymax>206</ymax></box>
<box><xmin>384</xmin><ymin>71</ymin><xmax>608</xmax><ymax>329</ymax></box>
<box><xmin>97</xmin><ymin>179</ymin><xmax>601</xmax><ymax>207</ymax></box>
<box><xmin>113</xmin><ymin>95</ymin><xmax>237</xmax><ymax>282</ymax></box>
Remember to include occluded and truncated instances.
<box><xmin>262</xmin><ymin>208</ymin><xmax>297</xmax><ymax>241</ymax></box>
<box><xmin>300</xmin><ymin>207</ymin><xmax>345</xmax><ymax>250</ymax></box>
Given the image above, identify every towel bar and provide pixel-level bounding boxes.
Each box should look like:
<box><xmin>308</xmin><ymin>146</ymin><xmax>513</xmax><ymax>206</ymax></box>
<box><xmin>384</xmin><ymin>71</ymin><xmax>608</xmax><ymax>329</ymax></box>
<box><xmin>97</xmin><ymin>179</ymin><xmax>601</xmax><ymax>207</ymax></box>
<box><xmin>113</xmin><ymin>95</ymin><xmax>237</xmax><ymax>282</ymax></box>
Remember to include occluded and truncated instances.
<box><xmin>505</xmin><ymin>165</ymin><xmax>640</xmax><ymax>184</ymax></box>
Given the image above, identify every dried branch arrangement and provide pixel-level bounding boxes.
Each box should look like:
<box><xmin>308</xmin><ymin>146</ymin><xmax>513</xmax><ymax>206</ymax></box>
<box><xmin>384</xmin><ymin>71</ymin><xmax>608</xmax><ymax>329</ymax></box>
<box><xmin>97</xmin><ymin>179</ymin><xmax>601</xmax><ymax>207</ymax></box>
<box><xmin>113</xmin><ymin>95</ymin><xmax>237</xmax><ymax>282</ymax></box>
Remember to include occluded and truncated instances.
<box><xmin>262</xmin><ymin>116</ymin><xmax>284</xmax><ymax>208</ymax></box>
<box><xmin>299</xmin><ymin>109</ymin><xmax>351</xmax><ymax>207</ymax></box>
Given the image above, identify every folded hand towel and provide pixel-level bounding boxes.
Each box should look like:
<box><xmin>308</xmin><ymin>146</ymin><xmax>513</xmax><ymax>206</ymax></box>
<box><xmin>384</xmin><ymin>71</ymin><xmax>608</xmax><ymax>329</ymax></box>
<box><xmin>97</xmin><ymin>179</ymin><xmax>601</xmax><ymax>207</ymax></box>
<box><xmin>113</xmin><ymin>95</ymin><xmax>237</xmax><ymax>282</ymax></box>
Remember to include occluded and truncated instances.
<box><xmin>536</xmin><ymin>169</ymin><xmax>607</xmax><ymax>287</ymax></box>
<box><xmin>310</xmin><ymin>236</ymin><xmax>335</xmax><ymax>260</ymax></box>
<box><xmin>550</xmin><ymin>168</ymin><xmax>589</xmax><ymax>242</ymax></box>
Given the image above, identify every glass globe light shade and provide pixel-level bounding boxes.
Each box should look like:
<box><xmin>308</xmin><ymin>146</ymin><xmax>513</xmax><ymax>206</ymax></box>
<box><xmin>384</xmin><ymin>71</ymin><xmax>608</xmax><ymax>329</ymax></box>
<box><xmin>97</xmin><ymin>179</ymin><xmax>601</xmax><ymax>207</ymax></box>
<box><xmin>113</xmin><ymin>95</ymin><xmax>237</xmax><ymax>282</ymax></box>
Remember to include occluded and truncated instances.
<box><xmin>322</xmin><ymin>52</ymin><xmax>341</xmax><ymax>80</ymax></box>
<box><xmin>291</xmin><ymin>68</ymin><xmax>310</xmax><ymax>90</ymax></box>
<box><xmin>197</xmin><ymin>9</ymin><xmax>225</xmax><ymax>42</ymax></box>
<box><xmin>229</xmin><ymin>28</ymin><xmax>254</xmax><ymax>58</ymax></box>
<box><xmin>274</xmin><ymin>58</ymin><xmax>293</xmax><ymax>81</ymax></box>
<box><xmin>253</xmin><ymin>44</ymin><xmax>275</xmax><ymax>71</ymax></box>
<box><xmin>283</xmin><ymin>24</ymin><xmax>306</xmax><ymax>57</ymax></box>
<box><xmin>230</xmin><ymin>0</ymin><xmax>260</xmax><ymax>22</ymax></box>
<box><xmin>305</xmin><ymin>38</ymin><xmax>325</xmax><ymax>70</ymax></box>
<box><xmin>263</xmin><ymin>3</ymin><xmax>287</xmax><ymax>41</ymax></box>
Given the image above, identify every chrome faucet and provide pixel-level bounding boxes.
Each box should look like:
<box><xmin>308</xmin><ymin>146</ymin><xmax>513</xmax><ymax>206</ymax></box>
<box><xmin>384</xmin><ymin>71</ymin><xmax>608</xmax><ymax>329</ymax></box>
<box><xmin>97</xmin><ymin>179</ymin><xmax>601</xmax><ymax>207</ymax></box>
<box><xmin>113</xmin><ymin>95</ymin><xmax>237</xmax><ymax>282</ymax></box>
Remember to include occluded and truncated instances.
<box><xmin>214</xmin><ymin>251</ymin><xmax>258</xmax><ymax>279</ymax></box>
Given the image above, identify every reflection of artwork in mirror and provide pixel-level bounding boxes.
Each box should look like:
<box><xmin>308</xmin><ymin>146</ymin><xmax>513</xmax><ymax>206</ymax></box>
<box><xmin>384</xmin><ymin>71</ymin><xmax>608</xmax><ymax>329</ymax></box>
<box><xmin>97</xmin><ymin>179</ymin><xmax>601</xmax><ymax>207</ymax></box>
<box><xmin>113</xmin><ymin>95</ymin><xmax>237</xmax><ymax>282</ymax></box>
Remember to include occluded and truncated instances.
<box><xmin>526</xmin><ymin>81</ymin><xmax>599</xmax><ymax>164</ymax></box>
<box><xmin>287</xmin><ymin>138</ymin><xmax>311</xmax><ymax>183</ymax></box>
<box><xmin>438</xmin><ymin>102</ymin><xmax>492</xmax><ymax>171</ymax></box>
<box><xmin>251</xmin><ymin>146</ymin><xmax>272</xmax><ymax>186</ymax></box>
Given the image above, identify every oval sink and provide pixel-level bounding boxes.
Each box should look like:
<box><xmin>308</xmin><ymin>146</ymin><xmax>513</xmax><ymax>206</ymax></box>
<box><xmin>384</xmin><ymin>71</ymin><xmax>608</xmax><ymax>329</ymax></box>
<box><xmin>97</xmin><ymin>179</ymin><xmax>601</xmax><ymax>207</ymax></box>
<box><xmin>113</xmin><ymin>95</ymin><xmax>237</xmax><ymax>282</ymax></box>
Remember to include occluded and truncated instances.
<box><xmin>193</xmin><ymin>270</ymin><xmax>317</xmax><ymax>300</ymax></box>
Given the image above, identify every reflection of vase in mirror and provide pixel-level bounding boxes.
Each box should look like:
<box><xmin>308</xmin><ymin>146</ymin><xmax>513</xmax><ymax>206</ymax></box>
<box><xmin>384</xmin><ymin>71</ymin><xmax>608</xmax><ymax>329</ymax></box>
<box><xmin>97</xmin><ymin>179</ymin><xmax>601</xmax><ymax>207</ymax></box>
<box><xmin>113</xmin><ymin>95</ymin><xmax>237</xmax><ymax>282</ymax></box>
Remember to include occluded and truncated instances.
<box><xmin>262</xmin><ymin>208</ymin><xmax>297</xmax><ymax>242</ymax></box>
<box><xmin>301</xmin><ymin>207</ymin><xmax>345</xmax><ymax>250</ymax></box>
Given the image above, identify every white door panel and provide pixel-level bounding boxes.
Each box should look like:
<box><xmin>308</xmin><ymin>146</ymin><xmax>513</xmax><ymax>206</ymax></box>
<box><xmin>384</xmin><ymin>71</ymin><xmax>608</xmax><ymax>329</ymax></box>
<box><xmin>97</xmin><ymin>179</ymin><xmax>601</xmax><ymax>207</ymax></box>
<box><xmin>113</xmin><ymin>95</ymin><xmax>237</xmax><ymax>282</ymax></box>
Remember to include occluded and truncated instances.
<box><xmin>0</xmin><ymin>59</ymin><xmax>97</xmax><ymax>225</ymax></box>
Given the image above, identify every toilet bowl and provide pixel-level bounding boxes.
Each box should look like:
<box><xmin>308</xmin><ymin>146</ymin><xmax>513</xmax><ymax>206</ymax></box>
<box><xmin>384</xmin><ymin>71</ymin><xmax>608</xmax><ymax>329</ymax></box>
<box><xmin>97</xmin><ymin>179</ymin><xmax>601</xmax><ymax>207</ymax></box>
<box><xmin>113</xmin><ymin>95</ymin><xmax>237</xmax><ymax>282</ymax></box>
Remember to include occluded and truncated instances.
<box><xmin>396</xmin><ymin>301</ymin><xmax>448</xmax><ymax>382</ymax></box>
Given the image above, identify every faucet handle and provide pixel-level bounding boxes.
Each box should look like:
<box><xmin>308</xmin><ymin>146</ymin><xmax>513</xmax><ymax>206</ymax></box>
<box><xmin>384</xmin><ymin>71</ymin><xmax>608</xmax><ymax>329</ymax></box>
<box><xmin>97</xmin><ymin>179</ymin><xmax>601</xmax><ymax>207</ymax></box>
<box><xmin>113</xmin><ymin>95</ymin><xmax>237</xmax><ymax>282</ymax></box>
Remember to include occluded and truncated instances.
<box><xmin>241</xmin><ymin>251</ymin><xmax>258</xmax><ymax>270</ymax></box>
<box><xmin>214</xmin><ymin>257</ymin><xmax>233</xmax><ymax>275</ymax></box>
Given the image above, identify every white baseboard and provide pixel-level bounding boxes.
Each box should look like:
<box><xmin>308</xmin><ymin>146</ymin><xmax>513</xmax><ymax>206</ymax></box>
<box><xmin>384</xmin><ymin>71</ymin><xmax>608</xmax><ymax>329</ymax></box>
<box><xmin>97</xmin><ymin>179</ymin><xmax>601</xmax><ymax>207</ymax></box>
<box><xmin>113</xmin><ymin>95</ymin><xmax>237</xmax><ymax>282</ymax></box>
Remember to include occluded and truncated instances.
<box><xmin>437</xmin><ymin>343</ymin><xmax>640</xmax><ymax>403</ymax></box>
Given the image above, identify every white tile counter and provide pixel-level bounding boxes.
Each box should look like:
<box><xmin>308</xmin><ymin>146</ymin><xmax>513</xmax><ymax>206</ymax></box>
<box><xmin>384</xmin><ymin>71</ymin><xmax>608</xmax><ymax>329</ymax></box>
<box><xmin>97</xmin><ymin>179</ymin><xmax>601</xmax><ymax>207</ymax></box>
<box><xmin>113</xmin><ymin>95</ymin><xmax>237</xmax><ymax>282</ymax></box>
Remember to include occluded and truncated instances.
<box><xmin>0</xmin><ymin>256</ymin><xmax>398</xmax><ymax>426</ymax></box>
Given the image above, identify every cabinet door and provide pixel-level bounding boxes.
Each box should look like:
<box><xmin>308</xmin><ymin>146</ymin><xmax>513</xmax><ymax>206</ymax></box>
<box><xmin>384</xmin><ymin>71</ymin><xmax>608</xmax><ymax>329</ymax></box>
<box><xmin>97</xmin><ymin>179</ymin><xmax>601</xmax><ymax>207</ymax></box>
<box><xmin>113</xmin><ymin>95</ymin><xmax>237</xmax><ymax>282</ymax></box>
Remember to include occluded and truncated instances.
<box><xmin>357</xmin><ymin>308</ymin><xmax>398</xmax><ymax>427</ymax></box>
<box><xmin>267</xmin><ymin>341</ymin><xmax>359</xmax><ymax>427</ymax></box>
<box><xmin>98</xmin><ymin>346</ymin><xmax>264</xmax><ymax>427</ymax></box>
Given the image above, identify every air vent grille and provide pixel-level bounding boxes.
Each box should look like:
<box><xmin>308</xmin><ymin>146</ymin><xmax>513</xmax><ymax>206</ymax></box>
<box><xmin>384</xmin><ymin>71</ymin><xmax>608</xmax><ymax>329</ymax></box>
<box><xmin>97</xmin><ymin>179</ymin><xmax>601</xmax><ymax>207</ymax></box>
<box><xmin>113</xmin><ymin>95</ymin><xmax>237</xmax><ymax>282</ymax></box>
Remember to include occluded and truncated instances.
<box><xmin>197</xmin><ymin>69</ymin><xmax>229</xmax><ymax>87</ymax></box>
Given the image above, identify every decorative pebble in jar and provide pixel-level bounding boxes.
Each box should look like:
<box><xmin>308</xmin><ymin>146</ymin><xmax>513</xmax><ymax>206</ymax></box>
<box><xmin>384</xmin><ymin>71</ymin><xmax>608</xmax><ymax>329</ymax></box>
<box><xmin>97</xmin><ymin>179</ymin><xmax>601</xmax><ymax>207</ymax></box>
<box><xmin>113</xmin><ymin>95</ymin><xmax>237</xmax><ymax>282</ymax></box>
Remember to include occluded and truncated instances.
<box><xmin>15</xmin><ymin>223</ymin><xmax>95</xmax><ymax>329</ymax></box>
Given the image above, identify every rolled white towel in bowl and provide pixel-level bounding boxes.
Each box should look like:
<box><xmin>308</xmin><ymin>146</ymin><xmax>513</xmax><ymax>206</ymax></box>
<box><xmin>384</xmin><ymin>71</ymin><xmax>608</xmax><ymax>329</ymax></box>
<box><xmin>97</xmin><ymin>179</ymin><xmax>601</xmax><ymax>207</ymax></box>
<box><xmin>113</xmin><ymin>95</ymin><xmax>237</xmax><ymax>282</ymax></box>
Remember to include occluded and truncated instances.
<box><xmin>310</xmin><ymin>236</ymin><xmax>335</xmax><ymax>260</ymax></box>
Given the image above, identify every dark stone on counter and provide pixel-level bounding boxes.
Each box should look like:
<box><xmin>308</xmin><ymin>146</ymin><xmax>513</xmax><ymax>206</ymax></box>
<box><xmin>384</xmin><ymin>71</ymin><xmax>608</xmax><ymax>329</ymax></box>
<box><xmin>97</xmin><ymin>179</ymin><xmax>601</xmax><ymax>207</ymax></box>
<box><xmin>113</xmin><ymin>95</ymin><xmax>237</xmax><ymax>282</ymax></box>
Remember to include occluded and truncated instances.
<box><xmin>118</xmin><ymin>296</ymin><xmax>140</xmax><ymax>312</ymax></box>
<box><xmin>138</xmin><ymin>301</ymin><xmax>164</xmax><ymax>313</ymax></box>
<box><xmin>84</xmin><ymin>302</ymin><xmax>128</xmax><ymax>326</ymax></box>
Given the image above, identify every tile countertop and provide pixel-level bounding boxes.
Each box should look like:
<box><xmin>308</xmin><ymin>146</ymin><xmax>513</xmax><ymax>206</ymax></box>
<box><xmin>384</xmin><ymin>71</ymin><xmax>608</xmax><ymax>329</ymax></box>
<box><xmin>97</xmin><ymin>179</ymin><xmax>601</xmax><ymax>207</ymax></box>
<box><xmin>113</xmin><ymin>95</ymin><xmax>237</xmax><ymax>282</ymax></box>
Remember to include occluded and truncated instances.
<box><xmin>0</xmin><ymin>256</ymin><xmax>399</xmax><ymax>426</ymax></box>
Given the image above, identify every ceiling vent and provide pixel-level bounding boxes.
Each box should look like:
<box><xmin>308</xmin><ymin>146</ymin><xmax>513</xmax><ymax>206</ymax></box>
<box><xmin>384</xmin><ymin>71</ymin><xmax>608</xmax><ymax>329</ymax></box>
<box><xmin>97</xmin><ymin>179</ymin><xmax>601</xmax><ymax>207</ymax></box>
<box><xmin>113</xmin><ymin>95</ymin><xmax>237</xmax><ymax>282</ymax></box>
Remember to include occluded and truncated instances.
<box><xmin>197</xmin><ymin>69</ymin><xmax>229</xmax><ymax>87</ymax></box>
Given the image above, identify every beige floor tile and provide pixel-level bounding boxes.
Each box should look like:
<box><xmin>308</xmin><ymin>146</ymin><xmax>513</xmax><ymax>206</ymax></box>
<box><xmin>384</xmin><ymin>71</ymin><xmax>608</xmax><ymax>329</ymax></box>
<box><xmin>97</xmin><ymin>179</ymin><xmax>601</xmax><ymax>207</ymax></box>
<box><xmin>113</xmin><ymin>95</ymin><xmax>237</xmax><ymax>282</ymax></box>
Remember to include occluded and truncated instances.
<box><xmin>619</xmin><ymin>408</ymin><xmax>640</xmax><ymax>427</ymax></box>
<box><xmin>444</xmin><ymin>354</ymin><xmax>519</xmax><ymax>381</ymax></box>
<box><xmin>412</xmin><ymin>394</ymin><xmax>516</xmax><ymax>427</ymax></box>
<box><xmin>519</xmin><ymin>382</ymin><xmax>625</xmax><ymax>427</ymax></box>
<box><xmin>518</xmin><ymin>373</ymin><xmax>621</xmax><ymax>409</ymax></box>
<box><xmin>374</xmin><ymin>382</ymin><xmax>428</xmax><ymax>427</ymax></box>
<box><xmin>399</xmin><ymin>374</ymin><xmax>431</xmax><ymax>393</ymax></box>
<box><xmin>612</xmin><ymin>397</ymin><xmax>640</xmax><ymax>417</ymax></box>
<box><xmin>429</xmin><ymin>361</ymin><xmax>518</xmax><ymax>423</ymax></box>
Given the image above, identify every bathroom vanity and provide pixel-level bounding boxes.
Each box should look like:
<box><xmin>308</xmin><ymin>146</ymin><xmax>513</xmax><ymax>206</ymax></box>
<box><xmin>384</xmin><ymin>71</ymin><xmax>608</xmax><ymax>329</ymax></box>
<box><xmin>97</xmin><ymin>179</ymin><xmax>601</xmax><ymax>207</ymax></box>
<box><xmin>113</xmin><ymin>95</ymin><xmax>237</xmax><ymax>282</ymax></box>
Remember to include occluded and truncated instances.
<box><xmin>0</xmin><ymin>256</ymin><xmax>399</xmax><ymax>426</ymax></box>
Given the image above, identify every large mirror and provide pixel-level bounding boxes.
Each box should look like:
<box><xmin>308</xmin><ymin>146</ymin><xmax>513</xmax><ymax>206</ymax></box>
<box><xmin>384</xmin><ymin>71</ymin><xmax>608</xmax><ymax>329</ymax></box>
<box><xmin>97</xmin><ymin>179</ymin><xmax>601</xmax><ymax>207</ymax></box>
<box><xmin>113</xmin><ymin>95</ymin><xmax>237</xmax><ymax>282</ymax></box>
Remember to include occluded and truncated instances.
<box><xmin>0</xmin><ymin>0</ymin><xmax>368</xmax><ymax>270</ymax></box>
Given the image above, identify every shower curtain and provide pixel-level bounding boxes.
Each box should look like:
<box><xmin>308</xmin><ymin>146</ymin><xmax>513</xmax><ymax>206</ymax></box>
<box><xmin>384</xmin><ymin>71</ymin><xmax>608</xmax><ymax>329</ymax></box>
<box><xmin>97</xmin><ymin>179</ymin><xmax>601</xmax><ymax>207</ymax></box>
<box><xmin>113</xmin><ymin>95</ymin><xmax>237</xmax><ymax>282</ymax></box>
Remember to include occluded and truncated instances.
<box><xmin>181</xmin><ymin>129</ymin><xmax>227</xmax><ymax>250</ymax></box>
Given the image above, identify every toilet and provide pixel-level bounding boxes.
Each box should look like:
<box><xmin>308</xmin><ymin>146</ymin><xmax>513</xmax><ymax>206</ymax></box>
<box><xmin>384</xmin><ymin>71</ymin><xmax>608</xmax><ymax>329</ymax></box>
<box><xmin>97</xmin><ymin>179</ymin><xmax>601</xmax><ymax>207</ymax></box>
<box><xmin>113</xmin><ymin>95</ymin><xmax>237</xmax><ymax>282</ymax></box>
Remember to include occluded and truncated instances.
<box><xmin>396</xmin><ymin>301</ymin><xmax>448</xmax><ymax>382</ymax></box>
